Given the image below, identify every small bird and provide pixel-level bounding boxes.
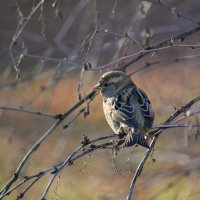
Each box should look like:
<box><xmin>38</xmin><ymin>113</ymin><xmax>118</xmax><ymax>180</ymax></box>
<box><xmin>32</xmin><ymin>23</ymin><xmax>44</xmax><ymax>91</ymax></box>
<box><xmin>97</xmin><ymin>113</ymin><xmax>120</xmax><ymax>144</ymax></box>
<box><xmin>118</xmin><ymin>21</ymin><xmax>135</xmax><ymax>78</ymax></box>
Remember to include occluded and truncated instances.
<box><xmin>92</xmin><ymin>71</ymin><xmax>154</xmax><ymax>148</ymax></box>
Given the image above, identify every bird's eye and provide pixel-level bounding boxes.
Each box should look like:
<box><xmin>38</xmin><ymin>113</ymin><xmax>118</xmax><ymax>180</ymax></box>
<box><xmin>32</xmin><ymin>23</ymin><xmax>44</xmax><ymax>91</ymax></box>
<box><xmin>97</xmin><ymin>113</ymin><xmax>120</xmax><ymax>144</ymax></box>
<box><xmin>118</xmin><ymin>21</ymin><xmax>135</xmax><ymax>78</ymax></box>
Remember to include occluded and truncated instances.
<box><xmin>104</xmin><ymin>83</ymin><xmax>109</xmax><ymax>87</ymax></box>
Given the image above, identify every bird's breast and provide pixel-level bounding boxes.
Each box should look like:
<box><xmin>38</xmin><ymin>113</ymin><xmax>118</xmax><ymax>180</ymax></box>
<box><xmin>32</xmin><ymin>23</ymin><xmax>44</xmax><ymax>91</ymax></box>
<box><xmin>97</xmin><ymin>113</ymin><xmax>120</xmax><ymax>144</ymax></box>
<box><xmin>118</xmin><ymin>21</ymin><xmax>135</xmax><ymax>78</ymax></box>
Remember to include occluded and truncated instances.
<box><xmin>103</xmin><ymin>99</ymin><xmax>120</xmax><ymax>133</ymax></box>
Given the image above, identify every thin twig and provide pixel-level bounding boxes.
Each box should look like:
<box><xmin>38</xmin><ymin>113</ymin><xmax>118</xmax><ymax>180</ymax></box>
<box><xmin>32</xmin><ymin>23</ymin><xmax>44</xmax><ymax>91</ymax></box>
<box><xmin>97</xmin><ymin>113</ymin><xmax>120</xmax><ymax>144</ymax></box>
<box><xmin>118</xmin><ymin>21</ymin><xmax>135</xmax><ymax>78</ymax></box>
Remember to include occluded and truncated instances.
<box><xmin>0</xmin><ymin>46</ymin><xmax>82</xmax><ymax>68</ymax></box>
<box><xmin>147</xmin><ymin>0</ymin><xmax>200</xmax><ymax>25</ymax></box>
<box><xmin>40</xmin><ymin>145</ymin><xmax>84</xmax><ymax>199</ymax></box>
<box><xmin>129</xmin><ymin>53</ymin><xmax>200</xmax><ymax>76</ymax></box>
<box><xmin>0</xmin><ymin>133</ymin><xmax>115</xmax><ymax>199</ymax></box>
<box><xmin>151</xmin><ymin>124</ymin><xmax>200</xmax><ymax>129</ymax></box>
<box><xmin>97</xmin><ymin>43</ymin><xmax>200</xmax><ymax>71</ymax></box>
<box><xmin>0</xmin><ymin>120</ymin><xmax>60</xmax><ymax>197</ymax></box>
<box><xmin>0</xmin><ymin>106</ymin><xmax>56</xmax><ymax>119</ymax></box>
<box><xmin>120</xmin><ymin>25</ymin><xmax>200</xmax><ymax>71</ymax></box>
<box><xmin>0</xmin><ymin>164</ymin><xmax>62</xmax><ymax>199</ymax></box>
<box><xmin>9</xmin><ymin>0</ymin><xmax>45</xmax><ymax>74</ymax></box>
<box><xmin>40</xmin><ymin>139</ymin><xmax>114</xmax><ymax>199</ymax></box>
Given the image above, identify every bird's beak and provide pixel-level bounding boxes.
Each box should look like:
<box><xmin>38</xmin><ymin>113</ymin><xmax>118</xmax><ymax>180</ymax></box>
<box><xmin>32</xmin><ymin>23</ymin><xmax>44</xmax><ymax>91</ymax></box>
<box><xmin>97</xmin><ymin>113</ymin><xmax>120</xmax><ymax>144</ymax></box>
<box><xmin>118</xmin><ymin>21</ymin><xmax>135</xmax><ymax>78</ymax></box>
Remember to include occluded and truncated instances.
<box><xmin>92</xmin><ymin>84</ymin><xmax>102</xmax><ymax>93</ymax></box>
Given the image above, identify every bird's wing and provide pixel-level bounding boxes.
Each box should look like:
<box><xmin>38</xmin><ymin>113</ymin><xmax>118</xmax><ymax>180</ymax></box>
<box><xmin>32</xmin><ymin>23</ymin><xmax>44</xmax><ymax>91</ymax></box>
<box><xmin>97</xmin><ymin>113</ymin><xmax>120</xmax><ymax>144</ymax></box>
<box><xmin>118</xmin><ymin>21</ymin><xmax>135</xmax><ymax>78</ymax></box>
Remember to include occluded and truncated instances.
<box><xmin>136</xmin><ymin>88</ymin><xmax>154</xmax><ymax>128</ymax></box>
<box><xmin>112</xmin><ymin>86</ymin><xmax>136</xmax><ymax>122</ymax></box>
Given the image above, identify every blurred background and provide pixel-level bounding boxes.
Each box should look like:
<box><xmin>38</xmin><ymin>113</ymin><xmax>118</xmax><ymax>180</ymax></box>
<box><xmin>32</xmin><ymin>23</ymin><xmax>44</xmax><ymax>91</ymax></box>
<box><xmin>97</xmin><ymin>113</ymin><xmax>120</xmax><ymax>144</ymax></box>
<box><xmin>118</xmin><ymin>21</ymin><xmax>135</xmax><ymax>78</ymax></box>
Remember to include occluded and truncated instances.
<box><xmin>0</xmin><ymin>0</ymin><xmax>200</xmax><ymax>199</ymax></box>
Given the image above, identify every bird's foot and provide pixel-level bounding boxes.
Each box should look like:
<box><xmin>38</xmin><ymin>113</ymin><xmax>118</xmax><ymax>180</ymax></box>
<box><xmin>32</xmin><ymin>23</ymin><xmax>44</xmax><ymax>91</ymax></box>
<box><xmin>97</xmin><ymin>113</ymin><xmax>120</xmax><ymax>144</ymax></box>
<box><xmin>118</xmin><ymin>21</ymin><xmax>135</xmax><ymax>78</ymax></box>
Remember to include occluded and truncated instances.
<box><xmin>112</xmin><ymin>144</ymin><xmax>120</xmax><ymax>157</ymax></box>
<box><xmin>111</xmin><ymin>136</ymin><xmax>125</xmax><ymax>157</ymax></box>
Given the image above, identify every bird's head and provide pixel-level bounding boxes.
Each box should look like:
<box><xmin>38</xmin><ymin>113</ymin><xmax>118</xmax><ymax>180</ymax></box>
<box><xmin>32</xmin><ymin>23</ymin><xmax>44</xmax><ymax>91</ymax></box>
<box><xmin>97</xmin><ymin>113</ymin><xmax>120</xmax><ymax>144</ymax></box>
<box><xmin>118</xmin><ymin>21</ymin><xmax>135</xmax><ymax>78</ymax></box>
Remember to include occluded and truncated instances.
<box><xmin>92</xmin><ymin>71</ymin><xmax>133</xmax><ymax>97</ymax></box>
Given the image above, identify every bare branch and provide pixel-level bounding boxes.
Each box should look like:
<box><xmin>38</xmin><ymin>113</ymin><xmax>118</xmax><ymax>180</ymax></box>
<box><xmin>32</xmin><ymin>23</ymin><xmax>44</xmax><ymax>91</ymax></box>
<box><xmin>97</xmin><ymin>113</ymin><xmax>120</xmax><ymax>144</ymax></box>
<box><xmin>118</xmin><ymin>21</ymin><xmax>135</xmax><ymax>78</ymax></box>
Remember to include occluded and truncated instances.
<box><xmin>0</xmin><ymin>106</ymin><xmax>56</xmax><ymax>119</ymax></box>
<box><xmin>9</xmin><ymin>0</ymin><xmax>45</xmax><ymax>75</ymax></box>
<box><xmin>152</xmin><ymin>124</ymin><xmax>200</xmax><ymax>129</ymax></box>
<box><xmin>40</xmin><ymin>138</ymin><xmax>114</xmax><ymax>199</ymax></box>
<box><xmin>129</xmin><ymin>53</ymin><xmax>200</xmax><ymax>76</ymax></box>
<box><xmin>1</xmin><ymin>46</ymin><xmax>82</xmax><ymax>68</ymax></box>
<box><xmin>120</xmin><ymin>25</ymin><xmax>200</xmax><ymax>71</ymax></box>
<box><xmin>0</xmin><ymin>91</ymin><xmax>96</xmax><ymax>196</ymax></box>
<box><xmin>97</xmin><ymin>44</ymin><xmax>200</xmax><ymax>72</ymax></box>
<box><xmin>0</xmin><ymin>133</ymin><xmax>115</xmax><ymax>199</ymax></box>
<box><xmin>147</xmin><ymin>0</ymin><xmax>200</xmax><ymax>25</ymax></box>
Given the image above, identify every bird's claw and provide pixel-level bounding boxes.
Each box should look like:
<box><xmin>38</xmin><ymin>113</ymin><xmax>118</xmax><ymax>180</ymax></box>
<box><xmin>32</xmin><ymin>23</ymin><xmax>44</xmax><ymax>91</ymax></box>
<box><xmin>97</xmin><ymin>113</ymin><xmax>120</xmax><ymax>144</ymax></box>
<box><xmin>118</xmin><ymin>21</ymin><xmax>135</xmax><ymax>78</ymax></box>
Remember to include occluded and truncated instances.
<box><xmin>111</xmin><ymin>136</ymin><xmax>125</xmax><ymax>157</ymax></box>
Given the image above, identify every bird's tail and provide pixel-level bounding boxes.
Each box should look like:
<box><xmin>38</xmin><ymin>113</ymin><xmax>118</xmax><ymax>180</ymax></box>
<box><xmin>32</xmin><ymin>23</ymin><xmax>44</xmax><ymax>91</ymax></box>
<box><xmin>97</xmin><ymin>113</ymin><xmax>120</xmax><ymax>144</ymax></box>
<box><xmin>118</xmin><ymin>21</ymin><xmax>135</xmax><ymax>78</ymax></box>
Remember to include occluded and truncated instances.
<box><xmin>124</xmin><ymin>132</ymin><xmax>149</xmax><ymax>149</ymax></box>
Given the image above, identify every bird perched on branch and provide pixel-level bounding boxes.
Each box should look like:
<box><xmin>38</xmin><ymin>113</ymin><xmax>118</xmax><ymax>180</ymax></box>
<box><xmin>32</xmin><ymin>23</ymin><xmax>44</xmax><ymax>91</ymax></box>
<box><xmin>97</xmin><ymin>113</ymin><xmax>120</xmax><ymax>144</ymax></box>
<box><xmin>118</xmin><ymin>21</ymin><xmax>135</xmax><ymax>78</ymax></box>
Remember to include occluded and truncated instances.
<box><xmin>92</xmin><ymin>71</ymin><xmax>154</xmax><ymax>148</ymax></box>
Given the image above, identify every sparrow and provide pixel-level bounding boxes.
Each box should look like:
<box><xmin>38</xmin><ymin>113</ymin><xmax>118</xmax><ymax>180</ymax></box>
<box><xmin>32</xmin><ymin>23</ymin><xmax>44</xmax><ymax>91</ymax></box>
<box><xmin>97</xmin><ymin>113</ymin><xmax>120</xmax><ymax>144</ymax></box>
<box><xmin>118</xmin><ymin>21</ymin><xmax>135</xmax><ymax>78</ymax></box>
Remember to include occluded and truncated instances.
<box><xmin>92</xmin><ymin>71</ymin><xmax>154</xmax><ymax>148</ymax></box>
